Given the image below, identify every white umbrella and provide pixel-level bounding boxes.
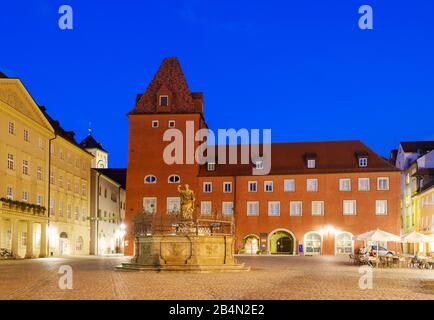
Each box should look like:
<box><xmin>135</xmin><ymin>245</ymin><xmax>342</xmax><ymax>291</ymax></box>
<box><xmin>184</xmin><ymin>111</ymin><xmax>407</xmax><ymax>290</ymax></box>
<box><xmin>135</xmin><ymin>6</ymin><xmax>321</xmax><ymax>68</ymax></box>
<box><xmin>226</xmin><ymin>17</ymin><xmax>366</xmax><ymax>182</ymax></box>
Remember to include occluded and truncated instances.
<box><xmin>402</xmin><ymin>231</ymin><xmax>433</xmax><ymax>255</ymax></box>
<box><xmin>353</xmin><ymin>229</ymin><xmax>401</xmax><ymax>267</ymax></box>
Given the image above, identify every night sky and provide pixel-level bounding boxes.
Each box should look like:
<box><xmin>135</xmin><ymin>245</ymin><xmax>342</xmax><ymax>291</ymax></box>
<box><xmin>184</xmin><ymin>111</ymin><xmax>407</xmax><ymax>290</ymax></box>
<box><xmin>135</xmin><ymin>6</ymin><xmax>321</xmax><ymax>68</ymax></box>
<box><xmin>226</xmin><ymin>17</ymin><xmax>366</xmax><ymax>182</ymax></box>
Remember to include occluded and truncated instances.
<box><xmin>1</xmin><ymin>0</ymin><xmax>433</xmax><ymax>167</ymax></box>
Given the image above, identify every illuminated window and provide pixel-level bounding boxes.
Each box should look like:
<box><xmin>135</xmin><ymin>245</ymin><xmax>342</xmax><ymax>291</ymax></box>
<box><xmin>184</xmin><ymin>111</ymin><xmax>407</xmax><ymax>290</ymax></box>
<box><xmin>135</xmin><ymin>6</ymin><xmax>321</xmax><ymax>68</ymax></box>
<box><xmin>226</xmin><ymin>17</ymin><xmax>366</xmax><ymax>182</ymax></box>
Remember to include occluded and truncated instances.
<box><xmin>267</xmin><ymin>201</ymin><xmax>280</xmax><ymax>216</ymax></box>
<box><xmin>307</xmin><ymin>159</ymin><xmax>316</xmax><ymax>168</ymax></box>
<box><xmin>343</xmin><ymin>200</ymin><xmax>356</xmax><ymax>215</ymax></box>
<box><xmin>247</xmin><ymin>201</ymin><xmax>259</xmax><ymax>216</ymax></box>
<box><xmin>307</xmin><ymin>179</ymin><xmax>318</xmax><ymax>192</ymax></box>
<box><xmin>284</xmin><ymin>179</ymin><xmax>295</xmax><ymax>192</ymax></box>
<box><xmin>222</xmin><ymin>201</ymin><xmax>234</xmax><ymax>215</ymax></box>
<box><xmin>290</xmin><ymin>201</ymin><xmax>302</xmax><ymax>216</ymax></box>
<box><xmin>376</xmin><ymin>200</ymin><xmax>388</xmax><ymax>215</ymax></box>
<box><xmin>377</xmin><ymin>177</ymin><xmax>389</xmax><ymax>190</ymax></box>
<box><xmin>339</xmin><ymin>179</ymin><xmax>351</xmax><ymax>191</ymax></box>
<box><xmin>201</xmin><ymin>201</ymin><xmax>212</xmax><ymax>215</ymax></box>
<box><xmin>358</xmin><ymin>178</ymin><xmax>370</xmax><ymax>191</ymax></box>
<box><xmin>311</xmin><ymin>201</ymin><xmax>324</xmax><ymax>216</ymax></box>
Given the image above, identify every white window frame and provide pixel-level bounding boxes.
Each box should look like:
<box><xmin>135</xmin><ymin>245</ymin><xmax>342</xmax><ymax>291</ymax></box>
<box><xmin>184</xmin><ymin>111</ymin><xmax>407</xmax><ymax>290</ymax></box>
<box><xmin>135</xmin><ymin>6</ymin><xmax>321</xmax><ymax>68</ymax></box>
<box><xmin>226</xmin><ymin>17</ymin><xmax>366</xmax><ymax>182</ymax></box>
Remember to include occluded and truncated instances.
<box><xmin>151</xmin><ymin>120</ymin><xmax>159</xmax><ymax>128</ymax></box>
<box><xmin>6</xmin><ymin>186</ymin><xmax>13</xmax><ymax>200</ymax></box>
<box><xmin>248</xmin><ymin>181</ymin><xmax>257</xmax><ymax>192</ymax></box>
<box><xmin>290</xmin><ymin>201</ymin><xmax>302</xmax><ymax>216</ymax></box>
<box><xmin>376</xmin><ymin>200</ymin><xmax>388</xmax><ymax>215</ymax></box>
<box><xmin>207</xmin><ymin>162</ymin><xmax>216</xmax><ymax>171</ymax></box>
<box><xmin>168</xmin><ymin>120</ymin><xmax>176</xmax><ymax>128</ymax></box>
<box><xmin>7</xmin><ymin>154</ymin><xmax>14</xmax><ymax>170</ymax></box>
<box><xmin>358</xmin><ymin>157</ymin><xmax>368</xmax><ymax>167</ymax></box>
<box><xmin>247</xmin><ymin>201</ymin><xmax>259</xmax><ymax>216</ymax></box>
<box><xmin>377</xmin><ymin>177</ymin><xmax>390</xmax><ymax>191</ymax></box>
<box><xmin>143</xmin><ymin>197</ymin><xmax>157</xmax><ymax>214</ymax></box>
<box><xmin>22</xmin><ymin>160</ymin><xmax>29</xmax><ymax>175</ymax></box>
<box><xmin>200</xmin><ymin>201</ymin><xmax>212</xmax><ymax>215</ymax></box>
<box><xmin>264</xmin><ymin>181</ymin><xmax>273</xmax><ymax>192</ymax></box>
<box><xmin>307</xmin><ymin>159</ymin><xmax>316</xmax><ymax>169</ymax></box>
<box><xmin>339</xmin><ymin>178</ymin><xmax>351</xmax><ymax>192</ymax></box>
<box><xmin>222</xmin><ymin>201</ymin><xmax>234</xmax><ymax>215</ymax></box>
<box><xmin>159</xmin><ymin>95</ymin><xmax>169</xmax><ymax>107</ymax></box>
<box><xmin>223</xmin><ymin>182</ymin><xmax>232</xmax><ymax>193</ymax></box>
<box><xmin>144</xmin><ymin>175</ymin><xmax>157</xmax><ymax>184</ymax></box>
<box><xmin>22</xmin><ymin>191</ymin><xmax>28</xmax><ymax>202</ymax></box>
<box><xmin>267</xmin><ymin>201</ymin><xmax>280</xmax><ymax>216</ymax></box>
<box><xmin>307</xmin><ymin>178</ymin><xmax>318</xmax><ymax>192</ymax></box>
<box><xmin>203</xmin><ymin>182</ymin><xmax>212</xmax><ymax>193</ymax></box>
<box><xmin>284</xmin><ymin>179</ymin><xmax>295</xmax><ymax>192</ymax></box>
<box><xmin>36</xmin><ymin>194</ymin><xmax>43</xmax><ymax>206</ymax></box>
<box><xmin>167</xmin><ymin>197</ymin><xmax>181</xmax><ymax>214</ymax></box>
<box><xmin>255</xmin><ymin>160</ymin><xmax>264</xmax><ymax>170</ymax></box>
<box><xmin>8</xmin><ymin>121</ymin><xmax>15</xmax><ymax>135</ymax></box>
<box><xmin>311</xmin><ymin>201</ymin><xmax>324</xmax><ymax>216</ymax></box>
<box><xmin>23</xmin><ymin>129</ymin><xmax>29</xmax><ymax>142</ymax></box>
<box><xmin>358</xmin><ymin>178</ymin><xmax>370</xmax><ymax>191</ymax></box>
<box><xmin>343</xmin><ymin>200</ymin><xmax>357</xmax><ymax>216</ymax></box>
<box><xmin>37</xmin><ymin>166</ymin><xmax>43</xmax><ymax>180</ymax></box>
<box><xmin>168</xmin><ymin>174</ymin><xmax>180</xmax><ymax>184</ymax></box>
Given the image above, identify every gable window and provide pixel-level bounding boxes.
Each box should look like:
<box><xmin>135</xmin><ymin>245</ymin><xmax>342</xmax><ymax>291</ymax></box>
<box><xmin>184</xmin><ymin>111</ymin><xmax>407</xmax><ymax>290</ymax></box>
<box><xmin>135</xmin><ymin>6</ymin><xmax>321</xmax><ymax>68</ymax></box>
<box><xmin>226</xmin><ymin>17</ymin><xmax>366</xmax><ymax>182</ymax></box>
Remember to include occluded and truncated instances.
<box><xmin>255</xmin><ymin>160</ymin><xmax>263</xmax><ymax>170</ymax></box>
<box><xmin>207</xmin><ymin>162</ymin><xmax>216</xmax><ymax>171</ymax></box>
<box><xmin>307</xmin><ymin>178</ymin><xmax>318</xmax><ymax>192</ymax></box>
<box><xmin>290</xmin><ymin>201</ymin><xmax>302</xmax><ymax>216</ymax></box>
<box><xmin>223</xmin><ymin>182</ymin><xmax>232</xmax><ymax>193</ymax></box>
<box><xmin>343</xmin><ymin>200</ymin><xmax>356</xmax><ymax>215</ymax></box>
<box><xmin>284</xmin><ymin>179</ymin><xmax>295</xmax><ymax>192</ymax></box>
<box><xmin>168</xmin><ymin>175</ymin><xmax>180</xmax><ymax>183</ymax></box>
<box><xmin>222</xmin><ymin>202</ymin><xmax>234</xmax><ymax>215</ymax></box>
<box><xmin>201</xmin><ymin>201</ymin><xmax>212</xmax><ymax>215</ymax></box>
<box><xmin>248</xmin><ymin>181</ymin><xmax>257</xmax><ymax>192</ymax></box>
<box><xmin>267</xmin><ymin>201</ymin><xmax>280</xmax><ymax>216</ymax></box>
<box><xmin>311</xmin><ymin>201</ymin><xmax>324</xmax><ymax>216</ymax></box>
<box><xmin>377</xmin><ymin>177</ymin><xmax>389</xmax><ymax>190</ymax></box>
<box><xmin>159</xmin><ymin>95</ymin><xmax>169</xmax><ymax>107</ymax></box>
<box><xmin>144</xmin><ymin>175</ymin><xmax>157</xmax><ymax>184</ymax></box>
<box><xmin>264</xmin><ymin>181</ymin><xmax>273</xmax><ymax>192</ymax></box>
<box><xmin>247</xmin><ymin>201</ymin><xmax>259</xmax><ymax>216</ymax></box>
<box><xmin>168</xmin><ymin>120</ymin><xmax>176</xmax><ymax>128</ymax></box>
<box><xmin>339</xmin><ymin>179</ymin><xmax>351</xmax><ymax>191</ymax></box>
<box><xmin>151</xmin><ymin>120</ymin><xmax>159</xmax><ymax>128</ymax></box>
<box><xmin>307</xmin><ymin>159</ymin><xmax>316</xmax><ymax>169</ymax></box>
<box><xmin>358</xmin><ymin>157</ymin><xmax>368</xmax><ymax>167</ymax></box>
<box><xmin>358</xmin><ymin>178</ymin><xmax>370</xmax><ymax>191</ymax></box>
<box><xmin>8</xmin><ymin>122</ymin><xmax>15</xmax><ymax>135</ymax></box>
<box><xmin>203</xmin><ymin>182</ymin><xmax>212</xmax><ymax>193</ymax></box>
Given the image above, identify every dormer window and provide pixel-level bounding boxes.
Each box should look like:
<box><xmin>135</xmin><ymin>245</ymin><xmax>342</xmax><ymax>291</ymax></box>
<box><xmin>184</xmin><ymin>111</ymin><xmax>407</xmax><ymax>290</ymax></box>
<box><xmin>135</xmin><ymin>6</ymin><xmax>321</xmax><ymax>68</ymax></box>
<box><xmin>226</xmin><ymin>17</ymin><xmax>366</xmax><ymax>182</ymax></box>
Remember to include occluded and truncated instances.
<box><xmin>207</xmin><ymin>162</ymin><xmax>216</xmax><ymax>171</ymax></box>
<box><xmin>168</xmin><ymin>120</ymin><xmax>176</xmax><ymax>128</ymax></box>
<box><xmin>255</xmin><ymin>160</ymin><xmax>263</xmax><ymax>170</ymax></box>
<box><xmin>358</xmin><ymin>157</ymin><xmax>368</xmax><ymax>167</ymax></box>
<box><xmin>159</xmin><ymin>95</ymin><xmax>169</xmax><ymax>107</ymax></box>
<box><xmin>305</xmin><ymin>153</ymin><xmax>317</xmax><ymax>169</ymax></box>
<box><xmin>307</xmin><ymin>159</ymin><xmax>316</xmax><ymax>169</ymax></box>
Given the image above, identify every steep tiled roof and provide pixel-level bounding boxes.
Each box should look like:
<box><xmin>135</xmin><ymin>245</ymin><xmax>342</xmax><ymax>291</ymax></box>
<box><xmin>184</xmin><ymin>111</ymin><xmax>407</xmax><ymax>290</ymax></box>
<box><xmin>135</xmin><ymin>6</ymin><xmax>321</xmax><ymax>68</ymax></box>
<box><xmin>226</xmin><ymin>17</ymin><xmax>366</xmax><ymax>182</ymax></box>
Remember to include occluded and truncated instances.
<box><xmin>132</xmin><ymin>57</ymin><xmax>197</xmax><ymax>114</ymax></box>
<box><xmin>400</xmin><ymin>141</ymin><xmax>434</xmax><ymax>153</ymax></box>
<box><xmin>199</xmin><ymin>140</ymin><xmax>398</xmax><ymax>176</ymax></box>
<box><xmin>96</xmin><ymin>168</ymin><xmax>127</xmax><ymax>189</ymax></box>
<box><xmin>80</xmin><ymin>134</ymin><xmax>106</xmax><ymax>152</ymax></box>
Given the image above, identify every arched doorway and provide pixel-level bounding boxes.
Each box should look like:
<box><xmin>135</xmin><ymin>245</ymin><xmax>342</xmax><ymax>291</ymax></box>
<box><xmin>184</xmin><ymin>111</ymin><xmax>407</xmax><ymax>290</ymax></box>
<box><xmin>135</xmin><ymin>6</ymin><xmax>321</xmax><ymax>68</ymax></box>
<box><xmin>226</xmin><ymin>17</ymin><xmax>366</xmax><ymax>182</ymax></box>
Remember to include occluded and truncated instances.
<box><xmin>243</xmin><ymin>235</ymin><xmax>259</xmax><ymax>254</ymax></box>
<box><xmin>304</xmin><ymin>232</ymin><xmax>322</xmax><ymax>255</ymax></box>
<box><xmin>59</xmin><ymin>232</ymin><xmax>69</xmax><ymax>256</ymax></box>
<box><xmin>335</xmin><ymin>232</ymin><xmax>354</xmax><ymax>255</ymax></box>
<box><xmin>269</xmin><ymin>229</ymin><xmax>296</xmax><ymax>255</ymax></box>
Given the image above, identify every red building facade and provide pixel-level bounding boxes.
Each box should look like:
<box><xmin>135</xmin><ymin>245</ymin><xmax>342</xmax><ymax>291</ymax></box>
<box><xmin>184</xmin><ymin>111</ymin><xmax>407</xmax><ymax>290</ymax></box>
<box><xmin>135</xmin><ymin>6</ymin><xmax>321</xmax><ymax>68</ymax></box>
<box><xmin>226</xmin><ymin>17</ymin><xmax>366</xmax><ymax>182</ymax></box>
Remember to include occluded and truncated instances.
<box><xmin>125</xmin><ymin>58</ymin><xmax>400</xmax><ymax>256</ymax></box>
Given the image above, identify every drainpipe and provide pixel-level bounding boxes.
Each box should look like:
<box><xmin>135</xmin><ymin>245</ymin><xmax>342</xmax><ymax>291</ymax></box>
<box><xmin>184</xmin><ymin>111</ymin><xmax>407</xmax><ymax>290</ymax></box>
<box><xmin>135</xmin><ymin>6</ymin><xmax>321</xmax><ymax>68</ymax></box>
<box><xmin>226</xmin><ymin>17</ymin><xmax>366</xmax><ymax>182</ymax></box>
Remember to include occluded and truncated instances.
<box><xmin>47</xmin><ymin>135</ymin><xmax>57</xmax><ymax>256</ymax></box>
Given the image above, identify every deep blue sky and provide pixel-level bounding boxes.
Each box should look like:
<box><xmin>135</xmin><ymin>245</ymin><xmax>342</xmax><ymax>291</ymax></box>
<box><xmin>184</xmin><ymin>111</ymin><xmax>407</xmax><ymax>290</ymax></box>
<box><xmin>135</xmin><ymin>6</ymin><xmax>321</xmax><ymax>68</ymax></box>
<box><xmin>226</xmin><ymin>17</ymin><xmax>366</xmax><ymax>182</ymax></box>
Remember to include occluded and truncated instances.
<box><xmin>1</xmin><ymin>0</ymin><xmax>433</xmax><ymax>167</ymax></box>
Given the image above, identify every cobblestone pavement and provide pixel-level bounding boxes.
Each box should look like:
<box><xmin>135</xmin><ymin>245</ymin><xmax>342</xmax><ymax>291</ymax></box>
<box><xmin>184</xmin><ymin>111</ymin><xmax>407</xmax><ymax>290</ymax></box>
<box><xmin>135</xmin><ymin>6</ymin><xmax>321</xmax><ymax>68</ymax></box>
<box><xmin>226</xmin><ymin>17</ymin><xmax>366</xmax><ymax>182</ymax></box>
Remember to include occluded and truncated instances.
<box><xmin>0</xmin><ymin>255</ymin><xmax>433</xmax><ymax>300</ymax></box>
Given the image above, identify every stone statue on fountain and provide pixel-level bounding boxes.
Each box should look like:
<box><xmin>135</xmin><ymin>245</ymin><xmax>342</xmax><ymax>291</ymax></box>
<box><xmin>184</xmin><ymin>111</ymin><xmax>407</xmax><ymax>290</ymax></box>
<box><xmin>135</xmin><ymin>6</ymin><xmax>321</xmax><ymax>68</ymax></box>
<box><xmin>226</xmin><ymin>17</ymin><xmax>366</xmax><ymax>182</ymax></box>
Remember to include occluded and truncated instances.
<box><xmin>177</xmin><ymin>184</ymin><xmax>196</xmax><ymax>231</ymax></box>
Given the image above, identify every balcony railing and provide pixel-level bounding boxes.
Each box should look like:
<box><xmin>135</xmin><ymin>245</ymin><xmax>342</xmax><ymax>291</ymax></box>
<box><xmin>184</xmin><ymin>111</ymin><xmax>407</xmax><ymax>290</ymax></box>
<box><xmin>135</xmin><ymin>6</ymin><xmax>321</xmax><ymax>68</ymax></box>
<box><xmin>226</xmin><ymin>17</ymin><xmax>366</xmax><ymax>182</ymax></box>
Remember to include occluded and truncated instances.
<box><xmin>0</xmin><ymin>198</ymin><xmax>47</xmax><ymax>216</ymax></box>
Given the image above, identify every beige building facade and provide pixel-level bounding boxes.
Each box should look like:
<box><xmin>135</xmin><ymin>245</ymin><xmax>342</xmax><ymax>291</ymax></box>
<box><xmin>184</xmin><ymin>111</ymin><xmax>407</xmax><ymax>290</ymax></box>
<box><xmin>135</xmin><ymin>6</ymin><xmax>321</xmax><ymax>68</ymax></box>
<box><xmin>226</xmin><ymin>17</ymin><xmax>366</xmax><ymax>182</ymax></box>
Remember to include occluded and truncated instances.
<box><xmin>0</xmin><ymin>73</ymin><xmax>94</xmax><ymax>258</ymax></box>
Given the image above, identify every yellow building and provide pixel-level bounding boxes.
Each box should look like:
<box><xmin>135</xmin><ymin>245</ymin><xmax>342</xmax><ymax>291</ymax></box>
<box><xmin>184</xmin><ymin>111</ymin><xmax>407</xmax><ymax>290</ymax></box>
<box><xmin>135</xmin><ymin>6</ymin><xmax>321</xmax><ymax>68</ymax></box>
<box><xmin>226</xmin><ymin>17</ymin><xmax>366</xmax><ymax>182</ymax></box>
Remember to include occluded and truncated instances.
<box><xmin>414</xmin><ymin>180</ymin><xmax>434</xmax><ymax>253</ymax></box>
<box><xmin>0</xmin><ymin>73</ymin><xmax>54</xmax><ymax>258</ymax></box>
<box><xmin>0</xmin><ymin>72</ymin><xmax>94</xmax><ymax>258</ymax></box>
